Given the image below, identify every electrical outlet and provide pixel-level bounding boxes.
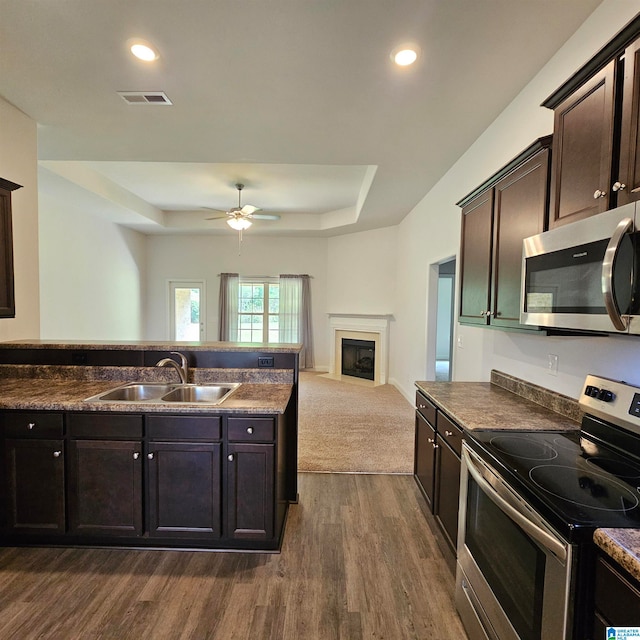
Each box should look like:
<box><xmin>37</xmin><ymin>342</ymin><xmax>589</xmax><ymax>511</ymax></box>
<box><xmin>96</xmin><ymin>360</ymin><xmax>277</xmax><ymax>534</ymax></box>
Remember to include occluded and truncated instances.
<box><xmin>258</xmin><ymin>356</ymin><xmax>274</xmax><ymax>368</ymax></box>
<box><xmin>457</xmin><ymin>335</ymin><xmax>463</xmax><ymax>349</ymax></box>
<box><xmin>547</xmin><ymin>354</ymin><xmax>558</xmax><ymax>376</ymax></box>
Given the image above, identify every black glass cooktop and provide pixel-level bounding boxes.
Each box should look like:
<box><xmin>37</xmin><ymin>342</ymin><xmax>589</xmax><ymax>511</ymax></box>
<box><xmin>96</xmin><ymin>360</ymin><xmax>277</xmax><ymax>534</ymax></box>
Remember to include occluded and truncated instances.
<box><xmin>468</xmin><ymin>427</ymin><xmax>640</xmax><ymax>540</ymax></box>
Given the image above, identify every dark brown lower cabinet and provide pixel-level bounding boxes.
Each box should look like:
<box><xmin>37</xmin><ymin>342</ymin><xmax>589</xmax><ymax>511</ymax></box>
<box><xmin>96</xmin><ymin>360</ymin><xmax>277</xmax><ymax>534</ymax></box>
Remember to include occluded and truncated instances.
<box><xmin>414</xmin><ymin>412</ymin><xmax>437</xmax><ymax>508</ymax></box>
<box><xmin>68</xmin><ymin>439</ymin><xmax>143</xmax><ymax>536</ymax></box>
<box><xmin>593</xmin><ymin>552</ymin><xmax>640</xmax><ymax>635</ymax></box>
<box><xmin>226</xmin><ymin>442</ymin><xmax>275</xmax><ymax>540</ymax></box>
<box><xmin>5</xmin><ymin>438</ymin><xmax>65</xmax><ymax>533</ymax></box>
<box><xmin>434</xmin><ymin>432</ymin><xmax>461</xmax><ymax>551</ymax></box>
<box><xmin>147</xmin><ymin>442</ymin><xmax>222</xmax><ymax>538</ymax></box>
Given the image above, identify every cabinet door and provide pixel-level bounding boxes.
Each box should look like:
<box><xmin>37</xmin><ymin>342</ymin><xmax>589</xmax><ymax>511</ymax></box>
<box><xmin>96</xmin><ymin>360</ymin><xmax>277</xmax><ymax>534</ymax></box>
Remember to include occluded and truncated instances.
<box><xmin>549</xmin><ymin>61</ymin><xmax>617</xmax><ymax>228</ymax></box>
<box><xmin>459</xmin><ymin>190</ymin><xmax>493</xmax><ymax>325</ymax></box>
<box><xmin>594</xmin><ymin>554</ymin><xmax>640</xmax><ymax>628</ymax></box>
<box><xmin>147</xmin><ymin>442</ymin><xmax>222</xmax><ymax>539</ymax></box>
<box><xmin>414</xmin><ymin>412</ymin><xmax>436</xmax><ymax>509</ymax></box>
<box><xmin>617</xmin><ymin>38</ymin><xmax>640</xmax><ymax>205</ymax></box>
<box><xmin>491</xmin><ymin>148</ymin><xmax>549</xmax><ymax>328</ymax></box>
<box><xmin>68</xmin><ymin>440</ymin><xmax>142</xmax><ymax>536</ymax></box>
<box><xmin>226</xmin><ymin>443</ymin><xmax>274</xmax><ymax>540</ymax></box>
<box><xmin>5</xmin><ymin>439</ymin><xmax>65</xmax><ymax>533</ymax></box>
<box><xmin>434</xmin><ymin>435</ymin><xmax>461</xmax><ymax>553</ymax></box>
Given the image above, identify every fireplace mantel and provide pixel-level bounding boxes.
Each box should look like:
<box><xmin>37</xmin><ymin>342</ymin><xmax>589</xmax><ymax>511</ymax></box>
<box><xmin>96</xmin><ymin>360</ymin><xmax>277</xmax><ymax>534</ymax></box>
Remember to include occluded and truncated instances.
<box><xmin>326</xmin><ymin>314</ymin><xmax>391</xmax><ymax>385</ymax></box>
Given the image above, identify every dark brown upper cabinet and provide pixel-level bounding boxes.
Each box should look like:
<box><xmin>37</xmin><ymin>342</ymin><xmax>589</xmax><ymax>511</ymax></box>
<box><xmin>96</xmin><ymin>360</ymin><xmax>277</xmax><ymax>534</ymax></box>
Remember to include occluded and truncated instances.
<box><xmin>0</xmin><ymin>177</ymin><xmax>22</xmax><ymax>318</ymax></box>
<box><xmin>457</xmin><ymin>137</ymin><xmax>551</xmax><ymax>329</ymax></box>
<box><xmin>544</xmin><ymin>14</ymin><xmax>640</xmax><ymax>228</ymax></box>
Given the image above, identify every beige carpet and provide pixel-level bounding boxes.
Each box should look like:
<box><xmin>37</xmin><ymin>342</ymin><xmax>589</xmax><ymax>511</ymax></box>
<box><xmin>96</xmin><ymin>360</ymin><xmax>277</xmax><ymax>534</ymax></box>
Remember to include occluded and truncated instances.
<box><xmin>298</xmin><ymin>371</ymin><xmax>415</xmax><ymax>473</ymax></box>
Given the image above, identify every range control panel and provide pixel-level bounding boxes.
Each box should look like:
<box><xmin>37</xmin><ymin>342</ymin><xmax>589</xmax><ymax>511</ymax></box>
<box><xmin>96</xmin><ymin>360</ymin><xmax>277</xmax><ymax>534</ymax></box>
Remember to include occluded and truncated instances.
<box><xmin>580</xmin><ymin>374</ymin><xmax>640</xmax><ymax>435</ymax></box>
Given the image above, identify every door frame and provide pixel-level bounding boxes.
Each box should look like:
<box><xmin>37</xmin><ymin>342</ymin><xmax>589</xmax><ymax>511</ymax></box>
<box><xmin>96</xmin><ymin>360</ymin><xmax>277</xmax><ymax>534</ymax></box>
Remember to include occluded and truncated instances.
<box><xmin>168</xmin><ymin>280</ymin><xmax>205</xmax><ymax>341</ymax></box>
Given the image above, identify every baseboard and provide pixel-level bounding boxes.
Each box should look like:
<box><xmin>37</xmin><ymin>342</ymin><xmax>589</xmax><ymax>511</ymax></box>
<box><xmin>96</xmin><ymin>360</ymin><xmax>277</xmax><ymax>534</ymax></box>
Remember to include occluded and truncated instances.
<box><xmin>388</xmin><ymin>376</ymin><xmax>414</xmax><ymax>405</ymax></box>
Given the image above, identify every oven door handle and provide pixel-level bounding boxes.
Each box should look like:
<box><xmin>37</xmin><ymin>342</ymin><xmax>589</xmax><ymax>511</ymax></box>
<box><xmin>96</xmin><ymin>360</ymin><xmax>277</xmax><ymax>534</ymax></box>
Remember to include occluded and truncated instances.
<box><xmin>602</xmin><ymin>216</ymin><xmax>633</xmax><ymax>331</ymax></box>
<box><xmin>463</xmin><ymin>445</ymin><xmax>568</xmax><ymax>563</ymax></box>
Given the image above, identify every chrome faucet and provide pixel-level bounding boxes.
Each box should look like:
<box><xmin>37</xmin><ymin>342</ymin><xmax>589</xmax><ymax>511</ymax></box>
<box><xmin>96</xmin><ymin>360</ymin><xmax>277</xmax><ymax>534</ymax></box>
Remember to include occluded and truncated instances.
<box><xmin>155</xmin><ymin>351</ymin><xmax>189</xmax><ymax>384</ymax></box>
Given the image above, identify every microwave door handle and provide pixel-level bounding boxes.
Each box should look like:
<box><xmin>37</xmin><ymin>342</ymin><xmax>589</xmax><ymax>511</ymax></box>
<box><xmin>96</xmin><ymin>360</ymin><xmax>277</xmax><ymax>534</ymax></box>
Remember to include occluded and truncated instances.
<box><xmin>602</xmin><ymin>217</ymin><xmax>633</xmax><ymax>331</ymax></box>
<box><xmin>462</xmin><ymin>446</ymin><xmax>568</xmax><ymax>562</ymax></box>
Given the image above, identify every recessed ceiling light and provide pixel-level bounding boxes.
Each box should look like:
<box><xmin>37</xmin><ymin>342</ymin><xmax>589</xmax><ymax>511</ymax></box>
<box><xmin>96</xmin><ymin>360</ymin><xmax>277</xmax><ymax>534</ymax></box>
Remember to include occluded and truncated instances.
<box><xmin>129</xmin><ymin>40</ymin><xmax>159</xmax><ymax>62</ymax></box>
<box><xmin>393</xmin><ymin>48</ymin><xmax>418</xmax><ymax>66</ymax></box>
<box><xmin>391</xmin><ymin>43</ymin><xmax>420</xmax><ymax>67</ymax></box>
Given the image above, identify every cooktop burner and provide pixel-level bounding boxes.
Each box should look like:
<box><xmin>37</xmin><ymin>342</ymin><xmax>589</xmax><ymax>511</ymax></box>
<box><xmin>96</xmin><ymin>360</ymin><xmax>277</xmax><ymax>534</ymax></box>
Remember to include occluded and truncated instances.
<box><xmin>529</xmin><ymin>464</ymin><xmax>640</xmax><ymax>512</ymax></box>
<box><xmin>489</xmin><ymin>435</ymin><xmax>558</xmax><ymax>460</ymax></box>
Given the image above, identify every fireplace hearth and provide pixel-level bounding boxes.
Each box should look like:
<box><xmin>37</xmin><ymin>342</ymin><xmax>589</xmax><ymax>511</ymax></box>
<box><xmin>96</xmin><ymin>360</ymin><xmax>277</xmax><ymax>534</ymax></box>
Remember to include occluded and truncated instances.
<box><xmin>341</xmin><ymin>338</ymin><xmax>375</xmax><ymax>381</ymax></box>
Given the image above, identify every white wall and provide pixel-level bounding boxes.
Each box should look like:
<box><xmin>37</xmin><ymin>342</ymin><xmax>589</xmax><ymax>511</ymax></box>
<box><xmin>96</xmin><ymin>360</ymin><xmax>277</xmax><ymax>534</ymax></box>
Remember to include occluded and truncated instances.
<box><xmin>391</xmin><ymin>0</ymin><xmax>640</xmax><ymax>402</ymax></box>
<box><xmin>38</xmin><ymin>190</ymin><xmax>146</xmax><ymax>340</ymax></box>
<box><xmin>326</xmin><ymin>226</ymin><xmax>397</xmax><ymax>315</ymax></box>
<box><xmin>0</xmin><ymin>97</ymin><xmax>40</xmax><ymax>340</ymax></box>
<box><xmin>145</xmin><ymin>234</ymin><xmax>329</xmax><ymax>366</ymax></box>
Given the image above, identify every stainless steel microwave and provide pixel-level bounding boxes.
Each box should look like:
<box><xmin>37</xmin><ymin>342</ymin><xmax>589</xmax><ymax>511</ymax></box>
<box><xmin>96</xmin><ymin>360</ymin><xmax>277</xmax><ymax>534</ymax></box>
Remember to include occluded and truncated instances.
<box><xmin>520</xmin><ymin>203</ymin><xmax>640</xmax><ymax>334</ymax></box>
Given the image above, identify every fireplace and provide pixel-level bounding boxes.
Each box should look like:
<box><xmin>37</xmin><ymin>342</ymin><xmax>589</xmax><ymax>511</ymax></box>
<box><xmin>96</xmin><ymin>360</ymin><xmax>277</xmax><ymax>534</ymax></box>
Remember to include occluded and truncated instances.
<box><xmin>326</xmin><ymin>314</ymin><xmax>391</xmax><ymax>386</ymax></box>
<box><xmin>341</xmin><ymin>338</ymin><xmax>375</xmax><ymax>381</ymax></box>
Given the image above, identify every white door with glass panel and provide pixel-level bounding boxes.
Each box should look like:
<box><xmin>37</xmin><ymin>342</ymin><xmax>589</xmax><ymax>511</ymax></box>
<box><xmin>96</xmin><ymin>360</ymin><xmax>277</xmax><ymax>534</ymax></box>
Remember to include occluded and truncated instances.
<box><xmin>169</xmin><ymin>281</ymin><xmax>205</xmax><ymax>341</ymax></box>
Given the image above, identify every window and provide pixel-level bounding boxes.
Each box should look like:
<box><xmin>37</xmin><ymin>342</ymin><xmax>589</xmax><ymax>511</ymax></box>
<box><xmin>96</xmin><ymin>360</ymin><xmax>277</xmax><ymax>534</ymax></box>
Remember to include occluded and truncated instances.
<box><xmin>238</xmin><ymin>279</ymin><xmax>280</xmax><ymax>343</ymax></box>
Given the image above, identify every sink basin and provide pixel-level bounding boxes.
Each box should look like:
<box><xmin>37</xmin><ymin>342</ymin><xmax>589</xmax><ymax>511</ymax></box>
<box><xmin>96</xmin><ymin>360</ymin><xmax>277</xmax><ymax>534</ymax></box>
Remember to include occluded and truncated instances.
<box><xmin>160</xmin><ymin>384</ymin><xmax>239</xmax><ymax>404</ymax></box>
<box><xmin>85</xmin><ymin>382</ymin><xmax>240</xmax><ymax>405</ymax></box>
<box><xmin>86</xmin><ymin>383</ymin><xmax>178</xmax><ymax>402</ymax></box>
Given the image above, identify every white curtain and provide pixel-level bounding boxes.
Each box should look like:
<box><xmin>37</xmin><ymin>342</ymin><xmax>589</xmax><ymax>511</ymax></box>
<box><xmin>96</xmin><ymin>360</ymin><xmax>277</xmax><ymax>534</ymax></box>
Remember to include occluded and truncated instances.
<box><xmin>218</xmin><ymin>273</ymin><xmax>239</xmax><ymax>341</ymax></box>
<box><xmin>279</xmin><ymin>274</ymin><xmax>314</xmax><ymax>369</ymax></box>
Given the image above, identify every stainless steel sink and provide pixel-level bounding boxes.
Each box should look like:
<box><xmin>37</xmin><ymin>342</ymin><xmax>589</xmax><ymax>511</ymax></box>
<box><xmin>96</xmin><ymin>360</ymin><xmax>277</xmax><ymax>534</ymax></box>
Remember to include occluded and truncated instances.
<box><xmin>86</xmin><ymin>383</ymin><xmax>178</xmax><ymax>402</ymax></box>
<box><xmin>85</xmin><ymin>382</ymin><xmax>240</xmax><ymax>405</ymax></box>
<box><xmin>160</xmin><ymin>384</ymin><xmax>239</xmax><ymax>404</ymax></box>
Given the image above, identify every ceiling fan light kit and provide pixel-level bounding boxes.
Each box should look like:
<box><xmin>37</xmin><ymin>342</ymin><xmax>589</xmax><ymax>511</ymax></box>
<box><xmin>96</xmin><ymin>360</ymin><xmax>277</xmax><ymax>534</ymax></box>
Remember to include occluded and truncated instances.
<box><xmin>227</xmin><ymin>216</ymin><xmax>252</xmax><ymax>231</ymax></box>
<box><xmin>205</xmin><ymin>182</ymin><xmax>280</xmax><ymax>241</ymax></box>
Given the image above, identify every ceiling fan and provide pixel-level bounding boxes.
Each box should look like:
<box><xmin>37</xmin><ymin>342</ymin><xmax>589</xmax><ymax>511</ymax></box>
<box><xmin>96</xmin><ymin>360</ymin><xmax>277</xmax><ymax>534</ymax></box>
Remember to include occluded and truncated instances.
<box><xmin>205</xmin><ymin>183</ymin><xmax>280</xmax><ymax>231</ymax></box>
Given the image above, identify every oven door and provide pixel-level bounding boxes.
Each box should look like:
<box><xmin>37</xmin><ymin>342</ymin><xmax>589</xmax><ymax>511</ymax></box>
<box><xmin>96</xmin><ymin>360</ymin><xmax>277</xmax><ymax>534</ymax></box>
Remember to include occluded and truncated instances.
<box><xmin>456</xmin><ymin>443</ymin><xmax>574</xmax><ymax>640</ymax></box>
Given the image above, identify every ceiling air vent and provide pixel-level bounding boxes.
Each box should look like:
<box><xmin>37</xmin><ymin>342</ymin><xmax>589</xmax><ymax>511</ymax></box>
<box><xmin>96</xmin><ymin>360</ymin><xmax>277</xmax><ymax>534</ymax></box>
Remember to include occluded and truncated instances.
<box><xmin>118</xmin><ymin>91</ymin><xmax>173</xmax><ymax>105</ymax></box>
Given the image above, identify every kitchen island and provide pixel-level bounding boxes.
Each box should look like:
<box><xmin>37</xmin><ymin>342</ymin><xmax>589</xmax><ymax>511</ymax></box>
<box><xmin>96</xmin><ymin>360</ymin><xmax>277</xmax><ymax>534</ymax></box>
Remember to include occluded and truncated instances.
<box><xmin>0</xmin><ymin>340</ymin><xmax>301</xmax><ymax>552</ymax></box>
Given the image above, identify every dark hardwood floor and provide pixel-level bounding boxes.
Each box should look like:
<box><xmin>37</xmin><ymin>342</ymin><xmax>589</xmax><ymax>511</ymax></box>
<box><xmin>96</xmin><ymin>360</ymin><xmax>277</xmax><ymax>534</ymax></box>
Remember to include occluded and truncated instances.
<box><xmin>0</xmin><ymin>473</ymin><xmax>466</xmax><ymax>639</ymax></box>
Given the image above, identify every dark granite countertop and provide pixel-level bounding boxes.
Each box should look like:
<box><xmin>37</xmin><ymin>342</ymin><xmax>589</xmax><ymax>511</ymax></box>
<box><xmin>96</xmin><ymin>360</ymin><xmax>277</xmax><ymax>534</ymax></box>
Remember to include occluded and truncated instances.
<box><xmin>594</xmin><ymin>529</ymin><xmax>640</xmax><ymax>583</ymax></box>
<box><xmin>0</xmin><ymin>375</ymin><xmax>292</xmax><ymax>415</ymax></box>
<box><xmin>0</xmin><ymin>340</ymin><xmax>302</xmax><ymax>353</ymax></box>
<box><xmin>415</xmin><ymin>375</ymin><xmax>580</xmax><ymax>432</ymax></box>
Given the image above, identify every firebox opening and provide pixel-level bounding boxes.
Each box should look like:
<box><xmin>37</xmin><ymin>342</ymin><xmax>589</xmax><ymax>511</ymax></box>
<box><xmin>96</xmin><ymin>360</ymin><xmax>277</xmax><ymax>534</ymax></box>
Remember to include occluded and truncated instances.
<box><xmin>341</xmin><ymin>338</ymin><xmax>375</xmax><ymax>381</ymax></box>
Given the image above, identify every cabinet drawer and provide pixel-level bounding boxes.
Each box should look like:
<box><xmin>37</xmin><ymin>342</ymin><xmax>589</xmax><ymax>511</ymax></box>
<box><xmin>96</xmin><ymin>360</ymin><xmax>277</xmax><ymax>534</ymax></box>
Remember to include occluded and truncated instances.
<box><xmin>595</xmin><ymin>554</ymin><xmax>640</xmax><ymax>625</ymax></box>
<box><xmin>437</xmin><ymin>412</ymin><xmax>463</xmax><ymax>457</ymax></box>
<box><xmin>228</xmin><ymin>417</ymin><xmax>275</xmax><ymax>441</ymax></box>
<box><xmin>415</xmin><ymin>391</ymin><xmax>436</xmax><ymax>425</ymax></box>
<box><xmin>67</xmin><ymin>413</ymin><xmax>143</xmax><ymax>438</ymax></box>
<box><xmin>3</xmin><ymin>412</ymin><xmax>63</xmax><ymax>438</ymax></box>
<box><xmin>147</xmin><ymin>415</ymin><xmax>221</xmax><ymax>440</ymax></box>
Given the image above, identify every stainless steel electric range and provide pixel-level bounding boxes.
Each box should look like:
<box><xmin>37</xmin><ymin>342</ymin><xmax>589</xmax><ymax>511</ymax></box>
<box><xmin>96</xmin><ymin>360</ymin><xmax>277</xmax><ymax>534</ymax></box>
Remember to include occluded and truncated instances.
<box><xmin>456</xmin><ymin>374</ymin><xmax>640</xmax><ymax>640</ymax></box>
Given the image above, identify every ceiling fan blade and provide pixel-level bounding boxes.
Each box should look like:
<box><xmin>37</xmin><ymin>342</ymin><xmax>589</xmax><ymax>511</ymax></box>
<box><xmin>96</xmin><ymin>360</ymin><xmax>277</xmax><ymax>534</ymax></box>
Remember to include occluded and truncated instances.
<box><xmin>251</xmin><ymin>213</ymin><xmax>280</xmax><ymax>221</ymax></box>
<box><xmin>205</xmin><ymin>215</ymin><xmax>230</xmax><ymax>220</ymax></box>
<box><xmin>241</xmin><ymin>204</ymin><xmax>260</xmax><ymax>215</ymax></box>
<box><xmin>202</xmin><ymin>207</ymin><xmax>228</xmax><ymax>214</ymax></box>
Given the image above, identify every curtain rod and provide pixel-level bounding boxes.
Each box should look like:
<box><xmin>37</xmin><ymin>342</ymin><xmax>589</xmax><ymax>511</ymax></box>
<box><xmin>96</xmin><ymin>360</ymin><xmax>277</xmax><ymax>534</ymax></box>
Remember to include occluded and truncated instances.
<box><xmin>217</xmin><ymin>274</ymin><xmax>313</xmax><ymax>278</ymax></box>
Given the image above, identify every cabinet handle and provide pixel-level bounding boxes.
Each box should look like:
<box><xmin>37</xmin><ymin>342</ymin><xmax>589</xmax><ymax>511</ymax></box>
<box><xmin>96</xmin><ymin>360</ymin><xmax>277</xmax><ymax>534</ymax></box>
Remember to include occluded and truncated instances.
<box><xmin>427</xmin><ymin>437</ymin><xmax>435</xmax><ymax>443</ymax></box>
<box><xmin>53</xmin><ymin>450</ymin><xmax>61</xmax><ymax>458</ymax></box>
<box><xmin>228</xmin><ymin>454</ymin><xmax>234</xmax><ymax>462</ymax></box>
<box><xmin>133</xmin><ymin>452</ymin><xmax>140</xmax><ymax>460</ymax></box>
<box><xmin>480</xmin><ymin>310</ymin><xmax>487</xmax><ymax>317</ymax></box>
<box><xmin>27</xmin><ymin>423</ymin><xmax>35</xmax><ymax>430</ymax></box>
<box><xmin>593</xmin><ymin>189</ymin><xmax>607</xmax><ymax>199</ymax></box>
<box><xmin>418</xmin><ymin>404</ymin><xmax>426</xmax><ymax>409</ymax></box>
<box><xmin>445</xmin><ymin>430</ymin><xmax>454</xmax><ymax>437</ymax></box>
<box><xmin>432</xmin><ymin>443</ymin><xmax>439</xmax><ymax>449</ymax></box>
<box><xmin>612</xmin><ymin>181</ymin><xmax>627</xmax><ymax>192</ymax></box>
<box><xmin>147</xmin><ymin>453</ymin><xmax>154</xmax><ymax>460</ymax></box>
<box><xmin>247</xmin><ymin>427</ymin><xmax>254</xmax><ymax>434</ymax></box>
